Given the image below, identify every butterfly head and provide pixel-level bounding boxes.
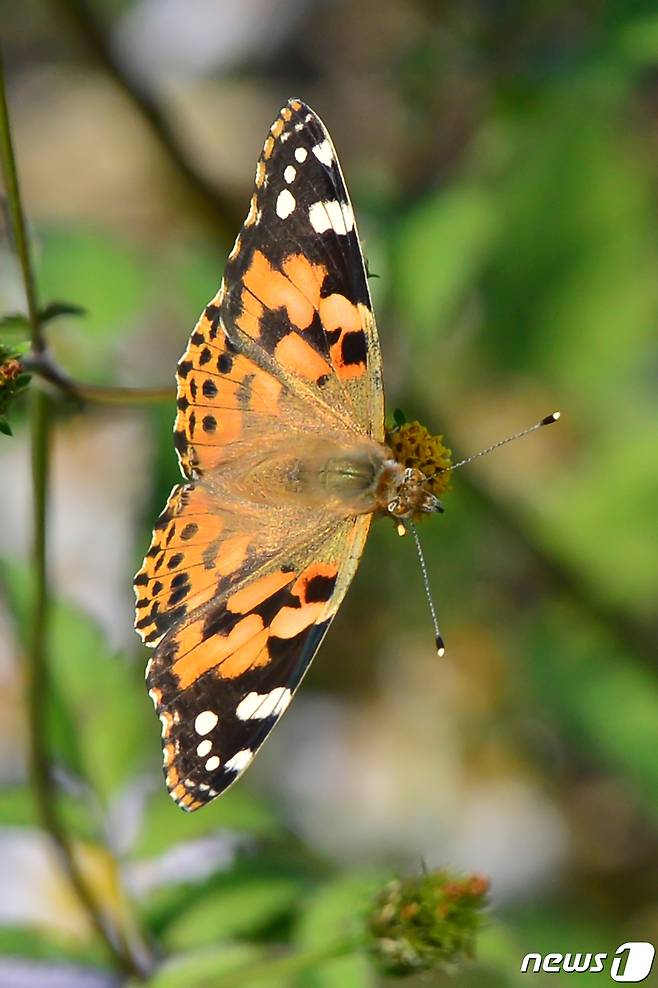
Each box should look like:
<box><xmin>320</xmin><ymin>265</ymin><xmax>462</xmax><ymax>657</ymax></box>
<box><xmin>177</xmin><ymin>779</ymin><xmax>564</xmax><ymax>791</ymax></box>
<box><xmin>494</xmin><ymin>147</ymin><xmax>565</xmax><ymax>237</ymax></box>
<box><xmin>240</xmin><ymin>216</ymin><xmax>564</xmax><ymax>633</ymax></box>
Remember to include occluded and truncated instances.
<box><xmin>380</xmin><ymin>421</ymin><xmax>452</xmax><ymax>520</ymax></box>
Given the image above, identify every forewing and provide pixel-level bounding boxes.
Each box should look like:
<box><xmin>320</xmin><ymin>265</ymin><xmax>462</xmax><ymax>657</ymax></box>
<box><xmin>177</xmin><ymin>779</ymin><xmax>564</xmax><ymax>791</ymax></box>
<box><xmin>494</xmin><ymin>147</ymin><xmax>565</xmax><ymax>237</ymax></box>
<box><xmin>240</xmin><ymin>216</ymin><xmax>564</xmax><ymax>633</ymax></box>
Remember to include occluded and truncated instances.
<box><xmin>174</xmin><ymin>98</ymin><xmax>384</xmax><ymax>481</ymax></box>
<box><xmin>145</xmin><ymin>512</ymin><xmax>371</xmax><ymax>811</ymax></box>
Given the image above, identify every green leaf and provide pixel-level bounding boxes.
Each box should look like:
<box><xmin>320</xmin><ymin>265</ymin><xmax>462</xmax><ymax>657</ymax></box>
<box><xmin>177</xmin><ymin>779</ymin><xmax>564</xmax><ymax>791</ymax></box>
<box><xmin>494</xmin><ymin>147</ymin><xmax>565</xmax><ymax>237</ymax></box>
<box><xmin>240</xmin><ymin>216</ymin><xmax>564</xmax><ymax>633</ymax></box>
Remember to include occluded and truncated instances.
<box><xmin>0</xmin><ymin>312</ymin><xmax>30</xmax><ymax>333</ymax></box>
<box><xmin>0</xmin><ymin>926</ymin><xmax>108</xmax><ymax>966</ymax></box>
<box><xmin>39</xmin><ymin>300</ymin><xmax>87</xmax><ymax>323</ymax></box>
<box><xmin>294</xmin><ymin>873</ymin><xmax>382</xmax><ymax>988</ymax></box>
<box><xmin>0</xmin><ymin>418</ymin><xmax>12</xmax><ymax>436</ymax></box>
<box><xmin>143</xmin><ymin>944</ymin><xmax>284</xmax><ymax>988</ymax></box>
<box><xmin>160</xmin><ymin>863</ymin><xmax>307</xmax><ymax>951</ymax></box>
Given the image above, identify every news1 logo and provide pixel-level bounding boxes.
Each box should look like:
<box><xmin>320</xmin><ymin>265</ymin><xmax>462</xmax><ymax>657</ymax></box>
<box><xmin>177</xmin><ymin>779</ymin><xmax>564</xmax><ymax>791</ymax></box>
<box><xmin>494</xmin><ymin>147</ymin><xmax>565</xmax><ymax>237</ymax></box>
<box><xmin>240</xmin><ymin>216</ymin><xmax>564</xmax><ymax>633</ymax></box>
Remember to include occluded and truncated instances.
<box><xmin>520</xmin><ymin>942</ymin><xmax>655</xmax><ymax>981</ymax></box>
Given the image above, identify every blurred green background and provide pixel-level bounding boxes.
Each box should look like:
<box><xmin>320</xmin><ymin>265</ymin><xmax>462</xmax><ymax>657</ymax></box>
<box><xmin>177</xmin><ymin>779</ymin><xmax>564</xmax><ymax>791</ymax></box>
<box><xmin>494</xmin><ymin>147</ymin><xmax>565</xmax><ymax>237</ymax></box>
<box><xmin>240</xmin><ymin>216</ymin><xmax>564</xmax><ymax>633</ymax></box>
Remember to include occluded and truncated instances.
<box><xmin>1</xmin><ymin>1</ymin><xmax>657</xmax><ymax>985</ymax></box>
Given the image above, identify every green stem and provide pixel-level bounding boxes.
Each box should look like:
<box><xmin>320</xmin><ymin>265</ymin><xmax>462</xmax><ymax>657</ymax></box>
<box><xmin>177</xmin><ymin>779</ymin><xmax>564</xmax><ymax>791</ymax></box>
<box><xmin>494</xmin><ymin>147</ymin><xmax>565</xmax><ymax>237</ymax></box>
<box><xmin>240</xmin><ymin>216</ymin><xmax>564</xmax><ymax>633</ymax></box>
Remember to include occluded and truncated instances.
<box><xmin>0</xmin><ymin>56</ymin><xmax>40</xmax><ymax>352</ymax></box>
<box><xmin>0</xmin><ymin>45</ymin><xmax>150</xmax><ymax>979</ymax></box>
<box><xmin>22</xmin><ymin>350</ymin><xmax>174</xmax><ymax>406</ymax></box>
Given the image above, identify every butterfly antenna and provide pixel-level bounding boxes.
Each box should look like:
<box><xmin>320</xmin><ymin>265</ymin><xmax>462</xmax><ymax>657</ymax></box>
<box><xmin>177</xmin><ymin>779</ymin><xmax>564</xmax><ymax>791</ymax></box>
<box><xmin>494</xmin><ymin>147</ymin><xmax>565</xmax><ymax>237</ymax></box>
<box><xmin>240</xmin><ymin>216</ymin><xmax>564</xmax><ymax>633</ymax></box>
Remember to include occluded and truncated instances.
<box><xmin>408</xmin><ymin>520</ymin><xmax>445</xmax><ymax>656</ymax></box>
<box><xmin>442</xmin><ymin>411</ymin><xmax>561</xmax><ymax>474</ymax></box>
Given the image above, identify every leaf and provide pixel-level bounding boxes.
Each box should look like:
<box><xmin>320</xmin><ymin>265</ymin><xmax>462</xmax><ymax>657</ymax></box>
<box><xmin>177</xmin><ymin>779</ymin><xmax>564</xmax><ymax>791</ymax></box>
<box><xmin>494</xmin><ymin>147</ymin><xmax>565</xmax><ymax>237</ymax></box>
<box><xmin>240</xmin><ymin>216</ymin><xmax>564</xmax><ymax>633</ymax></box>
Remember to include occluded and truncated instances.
<box><xmin>294</xmin><ymin>873</ymin><xmax>383</xmax><ymax>988</ymax></box>
<box><xmin>0</xmin><ymin>312</ymin><xmax>30</xmax><ymax>333</ymax></box>
<box><xmin>0</xmin><ymin>418</ymin><xmax>12</xmax><ymax>436</ymax></box>
<box><xmin>0</xmin><ymin>926</ymin><xmax>108</xmax><ymax>967</ymax></box>
<box><xmin>39</xmin><ymin>300</ymin><xmax>87</xmax><ymax>323</ymax></box>
<box><xmin>160</xmin><ymin>863</ymin><xmax>307</xmax><ymax>951</ymax></box>
<box><xmin>144</xmin><ymin>944</ymin><xmax>284</xmax><ymax>988</ymax></box>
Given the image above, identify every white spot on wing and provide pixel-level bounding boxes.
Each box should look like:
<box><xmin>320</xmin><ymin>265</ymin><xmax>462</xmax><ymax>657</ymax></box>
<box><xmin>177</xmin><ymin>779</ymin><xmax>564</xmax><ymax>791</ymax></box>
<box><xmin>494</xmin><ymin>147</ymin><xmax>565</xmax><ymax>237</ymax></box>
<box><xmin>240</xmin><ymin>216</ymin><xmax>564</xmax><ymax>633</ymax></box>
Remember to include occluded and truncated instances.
<box><xmin>284</xmin><ymin>165</ymin><xmax>296</xmax><ymax>183</ymax></box>
<box><xmin>236</xmin><ymin>687</ymin><xmax>292</xmax><ymax>721</ymax></box>
<box><xmin>225</xmin><ymin>749</ymin><xmax>254</xmax><ymax>773</ymax></box>
<box><xmin>276</xmin><ymin>189</ymin><xmax>296</xmax><ymax>219</ymax></box>
<box><xmin>195</xmin><ymin>710</ymin><xmax>218</xmax><ymax>736</ymax></box>
<box><xmin>294</xmin><ymin>147</ymin><xmax>308</xmax><ymax>163</ymax></box>
<box><xmin>312</xmin><ymin>139</ymin><xmax>333</xmax><ymax>167</ymax></box>
<box><xmin>308</xmin><ymin>200</ymin><xmax>354</xmax><ymax>235</ymax></box>
<box><xmin>205</xmin><ymin>755</ymin><xmax>220</xmax><ymax>772</ymax></box>
<box><xmin>196</xmin><ymin>738</ymin><xmax>212</xmax><ymax>758</ymax></box>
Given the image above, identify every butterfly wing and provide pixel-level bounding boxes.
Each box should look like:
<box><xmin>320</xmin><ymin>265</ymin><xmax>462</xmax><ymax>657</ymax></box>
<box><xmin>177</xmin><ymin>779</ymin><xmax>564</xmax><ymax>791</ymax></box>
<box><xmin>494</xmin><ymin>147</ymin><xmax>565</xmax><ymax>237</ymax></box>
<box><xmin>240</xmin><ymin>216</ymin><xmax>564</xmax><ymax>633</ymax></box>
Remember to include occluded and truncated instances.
<box><xmin>138</xmin><ymin>501</ymin><xmax>370</xmax><ymax>809</ymax></box>
<box><xmin>135</xmin><ymin>100</ymin><xmax>384</xmax><ymax>810</ymax></box>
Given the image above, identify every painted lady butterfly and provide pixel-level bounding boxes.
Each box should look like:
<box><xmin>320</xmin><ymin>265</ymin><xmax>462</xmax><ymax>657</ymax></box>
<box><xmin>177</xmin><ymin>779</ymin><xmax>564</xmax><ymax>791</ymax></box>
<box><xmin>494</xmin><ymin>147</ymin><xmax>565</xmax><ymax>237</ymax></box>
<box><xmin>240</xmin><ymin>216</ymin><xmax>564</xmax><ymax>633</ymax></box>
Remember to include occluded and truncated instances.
<box><xmin>134</xmin><ymin>99</ymin><xmax>456</xmax><ymax>811</ymax></box>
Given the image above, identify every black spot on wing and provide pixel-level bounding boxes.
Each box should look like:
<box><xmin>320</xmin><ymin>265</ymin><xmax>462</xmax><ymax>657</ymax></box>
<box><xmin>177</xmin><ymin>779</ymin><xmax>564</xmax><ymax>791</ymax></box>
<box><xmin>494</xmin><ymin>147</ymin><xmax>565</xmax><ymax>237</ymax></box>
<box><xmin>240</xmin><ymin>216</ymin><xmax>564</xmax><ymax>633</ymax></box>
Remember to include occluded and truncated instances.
<box><xmin>341</xmin><ymin>330</ymin><xmax>367</xmax><ymax>367</ymax></box>
<box><xmin>304</xmin><ymin>573</ymin><xmax>338</xmax><ymax>603</ymax></box>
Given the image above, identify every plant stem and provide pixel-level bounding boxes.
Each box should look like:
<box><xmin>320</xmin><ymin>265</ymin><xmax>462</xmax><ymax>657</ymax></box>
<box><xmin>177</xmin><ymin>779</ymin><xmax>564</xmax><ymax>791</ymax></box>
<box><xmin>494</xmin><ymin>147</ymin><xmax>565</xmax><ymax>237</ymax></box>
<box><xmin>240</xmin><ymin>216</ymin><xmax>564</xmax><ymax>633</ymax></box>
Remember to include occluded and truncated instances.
<box><xmin>0</xmin><ymin>46</ymin><xmax>150</xmax><ymax>979</ymax></box>
<box><xmin>0</xmin><ymin>60</ymin><xmax>41</xmax><ymax>353</ymax></box>
<box><xmin>22</xmin><ymin>349</ymin><xmax>174</xmax><ymax>406</ymax></box>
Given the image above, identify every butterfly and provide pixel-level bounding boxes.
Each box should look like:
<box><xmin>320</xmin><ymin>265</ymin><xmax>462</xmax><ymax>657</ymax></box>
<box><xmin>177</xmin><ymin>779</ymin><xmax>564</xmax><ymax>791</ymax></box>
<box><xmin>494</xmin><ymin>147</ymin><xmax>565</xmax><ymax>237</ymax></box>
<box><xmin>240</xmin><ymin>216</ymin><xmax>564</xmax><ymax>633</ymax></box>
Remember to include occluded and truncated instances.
<box><xmin>134</xmin><ymin>99</ymin><xmax>453</xmax><ymax>811</ymax></box>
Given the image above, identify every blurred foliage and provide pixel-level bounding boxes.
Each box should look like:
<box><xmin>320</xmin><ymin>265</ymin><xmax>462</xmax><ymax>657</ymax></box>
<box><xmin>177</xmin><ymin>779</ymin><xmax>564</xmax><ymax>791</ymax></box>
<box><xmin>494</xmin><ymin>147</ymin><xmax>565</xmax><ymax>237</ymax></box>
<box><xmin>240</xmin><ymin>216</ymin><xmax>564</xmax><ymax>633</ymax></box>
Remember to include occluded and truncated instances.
<box><xmin>1</xmin><ymin>0</ymin><xmax>658</xmax><ymax>985</ymax></box>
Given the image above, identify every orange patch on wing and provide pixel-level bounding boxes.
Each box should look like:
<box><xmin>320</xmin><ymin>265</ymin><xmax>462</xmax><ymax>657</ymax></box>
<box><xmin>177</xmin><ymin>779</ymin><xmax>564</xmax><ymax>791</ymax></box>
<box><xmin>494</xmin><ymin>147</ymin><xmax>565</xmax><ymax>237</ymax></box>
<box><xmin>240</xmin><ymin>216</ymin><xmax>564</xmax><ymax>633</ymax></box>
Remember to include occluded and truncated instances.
<box><xmin>173</xmin><ymin>613</ymin><xmax>264</xmax><ymax>689</ymax></box>
<box><xmin>271</xmin><ymin>117</ymin><xmax>285</xmax><ymax>138</ymax></box>
<box><xmin>237</xmin><ymin>293</ymin><xmax>264</xmax><ymax>339</ymax></box>
<box><xmin>283</xmin><ymin>254</ymin><xmax>326</xmax><ymax>314</ymax></box>
<box><xmin>214</xmin><ymin>533</ymin><xmax>251</xmax><ymax>577</ymax></box>
<box><xmin>318</xmin><ymin>294</ymin><xmax>368</xmax><ymax>381</ymax></box>
<box><xmin>192</xmin><ymin>407</ymin><xmax>243</xmax><ymax>449</ymax></box>
<box><xmin>175</xmin><ymin>622</ymin><xmax>206</xmax><ymax>662</ymax></box>
<box><xmin>228</xmin><ymin>569</ymin><xmax>294</xmax><ymax>614</ymax></box>
<box><xmin>319</xmin><ymin>293</ymin><xmax>361</xmax><ymax>335</ymax></box>
<box><xmin>218</xmin><ymin>627</ymin><xmax>270</xmax><ymax>678</ymax></box>
<box><xmin>289</xmin><ymin>99</ymin><xmax>302</xmax><ymax>111</ymax></box>
<box><xmin>243</xmin><ymin>251</ymin><xmax>324</xmax><ymax>330</ymax></box>
<box><xmin>270</xmin><ymin>602</ymin><xmax>323</xmax><ymax>639</ymax></box>
<box><xmin>263</xmin><ymin>136</ymin><xmax>275</xmax><ymax>159</ymax></box>
<box><xmin>275</xmin><ymin>332</ymin><xmax>332</xmax><ymax>381</ymax></box>
<box><xmin>249</xmin><ymin>370</ymin><xmax>283</xmax><ymax>412</ymax></box>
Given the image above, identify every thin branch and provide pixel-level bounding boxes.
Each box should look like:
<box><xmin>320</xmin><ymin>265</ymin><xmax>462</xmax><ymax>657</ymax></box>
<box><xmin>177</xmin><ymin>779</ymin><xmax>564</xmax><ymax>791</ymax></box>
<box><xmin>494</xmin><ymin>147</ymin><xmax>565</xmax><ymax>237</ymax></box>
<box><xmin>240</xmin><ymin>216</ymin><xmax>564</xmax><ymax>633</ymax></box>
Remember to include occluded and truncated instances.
<box><xmin>0</xmin><ymin>46</ymin><xmax>151</xmax><ymax>979</ymax></box>
<box><xmin>22</xmin><ymin>349</ymin><xmax>174</xmax><ymax>406</ymax></box>
<box><xmin>48</xmin><ymin>0</ymin><xmax>242</xmax><ymax>244</ymax></box>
